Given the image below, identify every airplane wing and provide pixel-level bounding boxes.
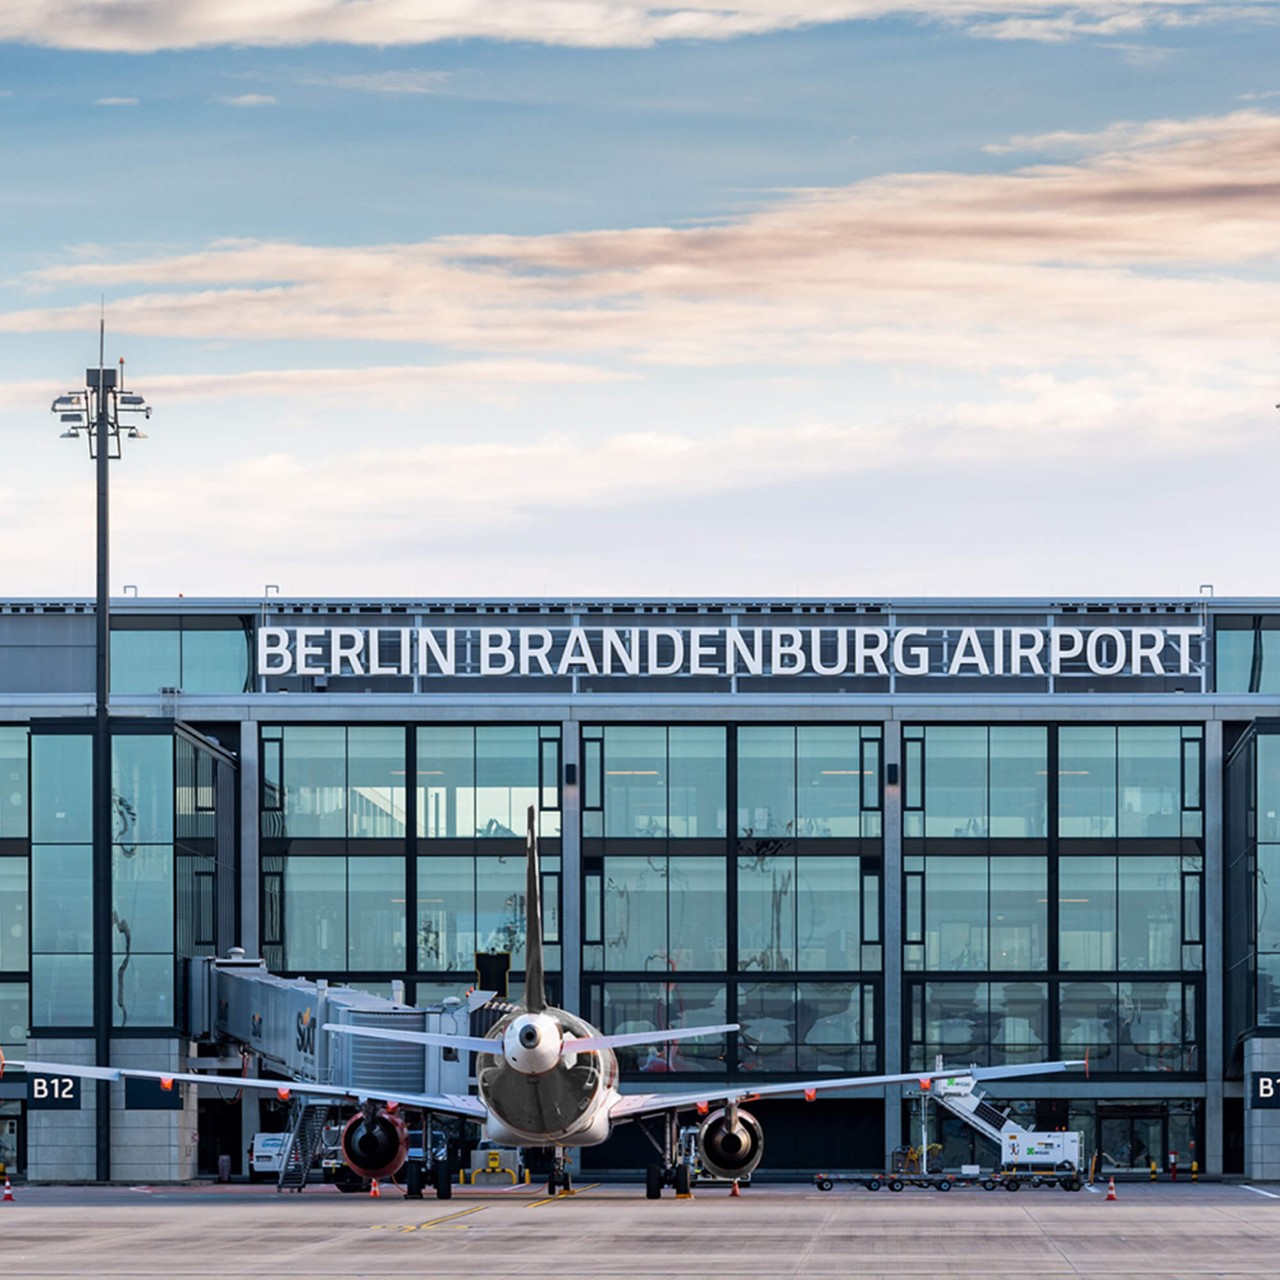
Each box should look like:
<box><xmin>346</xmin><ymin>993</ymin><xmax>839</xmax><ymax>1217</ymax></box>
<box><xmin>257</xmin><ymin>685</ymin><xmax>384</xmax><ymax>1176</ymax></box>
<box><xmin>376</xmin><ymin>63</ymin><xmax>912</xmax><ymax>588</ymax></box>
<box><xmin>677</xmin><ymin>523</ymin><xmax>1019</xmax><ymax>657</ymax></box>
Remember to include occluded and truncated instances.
<box><xmin>609</xmin><ymin>1058</ymin><xmax>1085</xmax><ymax>1121</ymax></box>
<box><xmin>9</xmin><ymin>1059</ymin><xmax>487</xmax><ymax>1122</ymax></box>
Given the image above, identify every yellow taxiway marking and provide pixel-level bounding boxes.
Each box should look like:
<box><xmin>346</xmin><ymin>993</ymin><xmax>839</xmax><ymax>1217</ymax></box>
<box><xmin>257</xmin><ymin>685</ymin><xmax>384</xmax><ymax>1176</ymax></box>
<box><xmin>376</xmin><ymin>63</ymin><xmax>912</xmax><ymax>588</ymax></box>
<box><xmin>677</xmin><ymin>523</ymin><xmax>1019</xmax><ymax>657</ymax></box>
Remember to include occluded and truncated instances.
<box><xmin>527</xmin><ymin>1183</ymin><xmax>601</xmax><ymax>1208</ymax></box>
<box><xmin>372</xmin><ymin>1206</ymin><xmax>488</xmax><ymax>1232</ymax></box>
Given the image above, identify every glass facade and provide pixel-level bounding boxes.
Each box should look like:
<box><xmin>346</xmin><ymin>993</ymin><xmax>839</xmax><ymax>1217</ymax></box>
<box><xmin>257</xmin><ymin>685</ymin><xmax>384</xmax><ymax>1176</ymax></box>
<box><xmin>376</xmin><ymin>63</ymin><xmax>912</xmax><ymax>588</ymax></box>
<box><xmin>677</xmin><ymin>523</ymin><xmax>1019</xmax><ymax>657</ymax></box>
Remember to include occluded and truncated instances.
<box><xmin>904</xmin><ymin>722</ymin><xmax>1204</xmax><ymax>1075</ymax></box>
<box><xmin>584</xmin><ymin>722</ymin><xmax>882</xmax><ymax>1076</ymax></box>
<box><xmin>110</xmin><ymin>615</ymin><xmax>253</xmax><ymax>694</ymax></box>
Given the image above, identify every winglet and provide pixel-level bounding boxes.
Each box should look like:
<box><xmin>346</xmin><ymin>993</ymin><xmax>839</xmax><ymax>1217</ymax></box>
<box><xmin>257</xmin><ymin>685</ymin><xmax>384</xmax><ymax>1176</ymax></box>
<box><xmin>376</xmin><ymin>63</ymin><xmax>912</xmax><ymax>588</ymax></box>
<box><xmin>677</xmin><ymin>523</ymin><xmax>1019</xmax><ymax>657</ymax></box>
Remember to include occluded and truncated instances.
<box><xmin>522</xmin><ymin>804</ymin><xmax>546</xmax><ymax>1014</ymax></box>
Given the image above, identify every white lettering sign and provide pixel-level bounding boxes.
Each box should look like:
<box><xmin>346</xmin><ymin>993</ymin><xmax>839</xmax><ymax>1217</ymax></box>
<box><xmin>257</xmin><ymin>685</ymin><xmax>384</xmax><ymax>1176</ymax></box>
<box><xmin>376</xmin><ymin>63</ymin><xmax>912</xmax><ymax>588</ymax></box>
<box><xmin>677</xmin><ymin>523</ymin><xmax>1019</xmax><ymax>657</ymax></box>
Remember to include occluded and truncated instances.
<box><xmin>254</xmin><ymin>624</ymin><xmax>1205</xmax><ymax>685</ymax></box>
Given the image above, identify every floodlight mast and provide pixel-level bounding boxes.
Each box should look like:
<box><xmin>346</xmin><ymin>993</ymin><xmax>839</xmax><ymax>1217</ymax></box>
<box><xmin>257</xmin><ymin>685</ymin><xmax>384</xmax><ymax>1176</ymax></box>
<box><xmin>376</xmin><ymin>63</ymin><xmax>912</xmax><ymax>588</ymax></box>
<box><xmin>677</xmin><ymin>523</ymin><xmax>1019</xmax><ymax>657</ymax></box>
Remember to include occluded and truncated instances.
<box><xmin>49</xmin><ymin>316</ymin><xmax>151</xmax><ymax>1181</ymax></box>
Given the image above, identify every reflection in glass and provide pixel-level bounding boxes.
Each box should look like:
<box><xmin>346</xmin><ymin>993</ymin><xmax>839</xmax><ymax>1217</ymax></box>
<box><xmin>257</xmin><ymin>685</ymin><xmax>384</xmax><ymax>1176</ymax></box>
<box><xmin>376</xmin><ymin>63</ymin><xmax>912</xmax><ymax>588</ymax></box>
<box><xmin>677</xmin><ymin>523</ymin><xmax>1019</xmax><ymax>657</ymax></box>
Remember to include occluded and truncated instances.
<box><xmin>31</xmin><ymin>734</ymin><xmax>92</xmax><ymax>844</ymax></box>
<box><xmin>1117</xmin><ymin>857</ymin><xmax>1180</xmax><ymax>970</ymax></box>
<box><xmin>989</xmin><ymin>859</ymin><xmax>1047</xmax><ymax>970</ymax></box>
<box><xmin>989</xmin><ymin>727</ymin><xmax>1047</xmax><ymax>838</ymax></box>
<box><xmin>112</xmin><ymin>953</ymin><xmax>174</xmax><ymax>1028</ymax></box>
<box><xmin>739</xmin><ymin>856</ymin><xmax>796</xmax><ymax>972</ymax></box>
<box><xmin>112</xmin><ymin>845</ymin><xmax>173</xmax><ymax>955</ymax></box>
<box><xmin>738</xmin><ymin>727</ymin><xmax>796</xmax><ymax>837</ymax></box>
<box><xmin>347</xmin><ymin>728</ymin><xmax>406</xmax><ymax>838</ymax></box>
<box><xmin>923</xmin><ymin>856</ymin><xmax>988</xmax><ymax>970</ymax></box>
<box><xmin>1117</xmin><ymin>727</ymin><xmax>1181</xmax><ymax>838</ymax></box>
<box><xmin>797</xmin><ymin>857</ymin><xmax>859</xmax><ymax>970</ymax></box>
<box><xmin>112</xmin><ymin>735</ymin><xmax>174</xmax><ymax>846</ymax></box>
<box><xmin>1059</xmin><ymin>858</ymin><xmax>1118</xmax><ymax>970</ymax></box>
<box><xmin>32</xmin><ymin>954</ymin><xmax>93</xmax><ymax>1026</ymax></box>
<box><xmin>282</xmin><ymin>727</ymin><xmax>346</xmax><ymax>838</ymax></box>
<box><xmin>739</xmin><ymin>981</ymin><xmax>797</xmax><ymax>1071</ymax></box>
<box><xmin>0</xmin><ymin>859</ymin><xmax>28</xmax><ymax>971</ymax></box>
<box><xmin>0</xmin><ymin>982</ymin><xmax>26</xmax><ymax>1053</ymax></box>
<box><xmin>603</xmin><ymin>727</ymin><xmax>666</xmax><ymax>838</ymax></box>
<box><xmin>348</xmin><ymin>856</ymin><xmax>405</xmax><ymax>969</ymax></box>
<box><xmin>923</xmin><ymin>727</ymin><xmax>988</xmax><ymax>838</ymax></box>
<box><xmin>0</xmin><ymin>728</ymin><xmax>29</xmax><ymax>839</ymax></box>
<box><xmin>1060</xmin><ymin>981</ymin><xmax>1117</xmax><ymax>1067</ymax></box>
<box><xmin>31</xmin><ymin>845</ymin><xmax>92</xmax><ymax>953</ymax></box>
<box><xmin>797</xmin><ymin>727</ymin><xmax>861</xmax><ymax>838</ymax></box>
<box><xmin>668</xmin><ymin>727</ymin><xmax>727</xmax><ymax>838</ymax></box>
<box><xmin>284</xmin><ymin>856</ymin><xmax>347</xmax><ymax>970</ymax></box>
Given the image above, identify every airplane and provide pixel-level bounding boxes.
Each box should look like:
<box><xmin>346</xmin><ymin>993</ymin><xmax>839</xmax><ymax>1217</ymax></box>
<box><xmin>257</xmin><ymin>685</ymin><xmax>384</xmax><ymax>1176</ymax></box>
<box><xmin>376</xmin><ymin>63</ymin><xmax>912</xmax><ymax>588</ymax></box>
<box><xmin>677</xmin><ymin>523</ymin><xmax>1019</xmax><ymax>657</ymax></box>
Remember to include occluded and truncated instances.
<box><xmin>8</xmin><ymin>805</ymin><xmax>1084</xmax><ymax>1199</ymax></box>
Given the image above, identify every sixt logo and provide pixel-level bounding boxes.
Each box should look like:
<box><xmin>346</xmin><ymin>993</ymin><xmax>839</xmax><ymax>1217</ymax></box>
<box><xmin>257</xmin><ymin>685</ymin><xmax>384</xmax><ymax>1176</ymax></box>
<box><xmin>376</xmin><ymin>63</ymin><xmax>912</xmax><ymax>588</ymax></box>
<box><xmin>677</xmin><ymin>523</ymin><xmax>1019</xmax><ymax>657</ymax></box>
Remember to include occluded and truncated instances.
<box><xmin>296</xmin><ymin>1007</ymin><xmax>316</xmax><ymax>1056</ymax></box>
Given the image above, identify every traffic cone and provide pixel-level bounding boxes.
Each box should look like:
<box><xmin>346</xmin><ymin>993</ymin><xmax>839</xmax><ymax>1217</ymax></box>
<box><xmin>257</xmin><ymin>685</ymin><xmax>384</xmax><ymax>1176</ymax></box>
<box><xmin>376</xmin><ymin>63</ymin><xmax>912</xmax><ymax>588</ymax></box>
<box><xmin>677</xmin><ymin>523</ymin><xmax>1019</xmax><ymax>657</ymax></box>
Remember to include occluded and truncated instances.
<box><xmin>1105</xmin><ymin>1177</ymin><xmax>1117</xmax><ymax>1202</ymax></box>
<box><xmin>729</xmin><ymin>1179</ymin><xmax>741</xmax><ymax>1198</ymax></box>
<box><xmin>3</xmin><ymin>1177</ymin><xmax>13</xmax><ymax>1202</ymax></box>
<box><xmin>369</xmin><ymin>1178</ymin><xmax>380</xmax><ymax>1198</ymax></box>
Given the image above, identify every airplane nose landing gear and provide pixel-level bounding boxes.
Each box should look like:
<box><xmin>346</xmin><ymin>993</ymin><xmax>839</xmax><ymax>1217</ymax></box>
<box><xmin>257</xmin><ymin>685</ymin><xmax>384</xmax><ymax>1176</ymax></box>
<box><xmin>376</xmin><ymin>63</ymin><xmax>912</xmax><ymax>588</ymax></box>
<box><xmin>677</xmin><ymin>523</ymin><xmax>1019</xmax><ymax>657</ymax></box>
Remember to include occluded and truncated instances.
<box><xmin>546</xmin><ymin>1147</ymin><xmax>572</xmax><ymax>1196</ymax></box>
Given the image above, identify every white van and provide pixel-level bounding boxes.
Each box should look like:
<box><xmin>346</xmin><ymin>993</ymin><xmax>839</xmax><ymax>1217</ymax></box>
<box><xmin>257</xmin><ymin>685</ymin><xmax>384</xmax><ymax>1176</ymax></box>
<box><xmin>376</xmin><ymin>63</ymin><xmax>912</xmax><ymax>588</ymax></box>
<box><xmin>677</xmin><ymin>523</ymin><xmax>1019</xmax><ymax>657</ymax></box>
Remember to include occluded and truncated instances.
<box><xmin>249</xmin><ymin>1133</ymin><xmax>288</xmax><ymax>1181</ymax></box>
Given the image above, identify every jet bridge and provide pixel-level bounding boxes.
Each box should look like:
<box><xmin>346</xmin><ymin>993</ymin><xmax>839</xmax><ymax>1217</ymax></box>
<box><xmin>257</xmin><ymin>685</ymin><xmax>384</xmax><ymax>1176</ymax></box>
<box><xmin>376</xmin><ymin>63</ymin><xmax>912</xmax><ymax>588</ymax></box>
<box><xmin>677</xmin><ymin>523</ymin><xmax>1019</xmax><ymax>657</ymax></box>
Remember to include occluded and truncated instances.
<box><xmin>185</xmin><ymin>950</ymin><xmax>480</xmax><ymax>1189</ymax></box>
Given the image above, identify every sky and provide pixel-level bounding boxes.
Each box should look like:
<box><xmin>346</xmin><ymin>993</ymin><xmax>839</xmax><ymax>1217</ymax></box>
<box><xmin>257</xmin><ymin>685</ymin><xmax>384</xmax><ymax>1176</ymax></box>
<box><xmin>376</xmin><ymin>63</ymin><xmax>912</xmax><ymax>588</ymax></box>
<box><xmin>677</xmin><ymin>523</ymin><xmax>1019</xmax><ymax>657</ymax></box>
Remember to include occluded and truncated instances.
<box><xmin>1</xmin><ymin>1</ymin><xmax>1278</xmax><ymax>602</ymax></box>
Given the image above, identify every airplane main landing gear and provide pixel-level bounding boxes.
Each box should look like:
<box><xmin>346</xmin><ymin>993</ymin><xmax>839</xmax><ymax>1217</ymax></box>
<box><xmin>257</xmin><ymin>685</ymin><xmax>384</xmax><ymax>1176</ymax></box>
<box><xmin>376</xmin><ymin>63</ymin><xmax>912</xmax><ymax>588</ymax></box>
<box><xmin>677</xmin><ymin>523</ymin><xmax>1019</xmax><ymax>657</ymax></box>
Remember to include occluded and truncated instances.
<box><xmin>547</xmin><ymin>1149</ymin><xmax>571</xmax><ymax>1196</ymax></box>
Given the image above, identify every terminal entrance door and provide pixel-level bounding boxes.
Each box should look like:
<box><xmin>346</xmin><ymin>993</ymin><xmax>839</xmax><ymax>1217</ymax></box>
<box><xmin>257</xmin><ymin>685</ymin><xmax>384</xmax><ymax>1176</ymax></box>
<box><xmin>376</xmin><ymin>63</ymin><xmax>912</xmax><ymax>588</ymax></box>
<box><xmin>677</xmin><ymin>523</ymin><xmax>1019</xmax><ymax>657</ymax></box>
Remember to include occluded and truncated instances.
<box><xmin>1099</xmin><ymin>1107</ymin><xmax>1164</xmax><ymax>1173</ymax></box>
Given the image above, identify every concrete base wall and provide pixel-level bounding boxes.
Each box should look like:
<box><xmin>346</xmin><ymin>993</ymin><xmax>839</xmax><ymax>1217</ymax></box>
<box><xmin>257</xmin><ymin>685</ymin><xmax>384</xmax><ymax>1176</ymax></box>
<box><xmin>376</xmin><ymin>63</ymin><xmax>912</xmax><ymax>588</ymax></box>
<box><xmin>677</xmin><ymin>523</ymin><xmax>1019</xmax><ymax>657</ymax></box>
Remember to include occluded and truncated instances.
<box><xmin>1244</xmin><ymin>1038</ymin><xmax>1280</xmax><ymax>1181</ymax></box>
<box><xmin>26</xmin><ymin>1038</ymin><xmax>198</xmax><ymax>1183</ymax></box>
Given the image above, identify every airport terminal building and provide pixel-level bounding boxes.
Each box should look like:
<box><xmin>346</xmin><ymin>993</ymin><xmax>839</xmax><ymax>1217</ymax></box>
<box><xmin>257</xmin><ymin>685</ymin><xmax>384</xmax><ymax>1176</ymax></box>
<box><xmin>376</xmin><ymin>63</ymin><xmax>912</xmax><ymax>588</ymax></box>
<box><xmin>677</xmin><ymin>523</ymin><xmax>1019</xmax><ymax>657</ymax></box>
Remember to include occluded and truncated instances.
<box><xmin>3</xmin><ymin>594</ymin><xmax>1280</xmax><ymax>1181</ymax></box>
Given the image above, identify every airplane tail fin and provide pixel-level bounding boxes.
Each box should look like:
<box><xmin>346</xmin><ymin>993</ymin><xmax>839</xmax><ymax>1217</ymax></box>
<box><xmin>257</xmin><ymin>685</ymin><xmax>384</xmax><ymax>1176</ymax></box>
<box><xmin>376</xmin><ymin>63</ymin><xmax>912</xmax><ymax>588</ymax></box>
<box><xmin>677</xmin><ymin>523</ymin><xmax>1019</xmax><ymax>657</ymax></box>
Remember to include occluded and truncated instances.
<box><xmin>522</xmin><ymin>804</ymin><xmax>547</xmax><ymax>1014</ymax></box>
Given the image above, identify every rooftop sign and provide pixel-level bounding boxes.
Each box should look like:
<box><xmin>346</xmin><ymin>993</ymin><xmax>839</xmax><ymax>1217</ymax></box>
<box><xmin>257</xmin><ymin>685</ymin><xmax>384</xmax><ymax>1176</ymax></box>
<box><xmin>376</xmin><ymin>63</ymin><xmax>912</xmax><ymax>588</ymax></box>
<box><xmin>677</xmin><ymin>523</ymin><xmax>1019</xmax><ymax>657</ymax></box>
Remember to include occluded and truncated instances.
<box><xmin>257</xmin><ymin>624</ymin><xmax>1203</xmax><ymax>682</ymax></box>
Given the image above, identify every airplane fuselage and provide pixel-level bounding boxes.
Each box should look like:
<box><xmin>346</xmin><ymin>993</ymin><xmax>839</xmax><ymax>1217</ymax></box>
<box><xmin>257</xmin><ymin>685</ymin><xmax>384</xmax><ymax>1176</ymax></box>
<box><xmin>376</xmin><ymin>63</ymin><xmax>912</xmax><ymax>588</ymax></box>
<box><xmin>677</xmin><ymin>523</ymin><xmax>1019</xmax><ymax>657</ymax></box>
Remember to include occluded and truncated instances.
<box><xmin>477</xmin><ymin>1006</ymin><xmax>620</xmax><ymax>1147</ymax></box>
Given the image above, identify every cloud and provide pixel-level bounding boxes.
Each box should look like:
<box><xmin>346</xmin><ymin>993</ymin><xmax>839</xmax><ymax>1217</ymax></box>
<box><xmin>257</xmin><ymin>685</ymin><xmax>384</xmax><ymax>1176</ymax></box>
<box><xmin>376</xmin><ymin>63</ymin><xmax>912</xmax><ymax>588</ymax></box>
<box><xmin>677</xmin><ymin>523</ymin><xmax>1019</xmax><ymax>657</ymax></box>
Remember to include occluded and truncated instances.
<box><xmin>1239</xmin><ymin>89</ymin><xmax>1280</xmax><ymax>101</ymax></box>
<box><xmin>0</xmin><ymin>0</ymin><xmax>1272</xmax><ymax>52</ymax></box>
<box><xmin>8</xmin><ymin>109</ymin><xmax>1280</xmax><ymax>391</ymax></box>
<box><xmin>300</xmin><ymin>69</ymin><xmax>450</xmax><ymax>95</ymax></box>
<box><xmin>93</xmin><ymin>96</ymin><xmax>138</xmax><ymax>106</ymax></box>
<box><xmin>218</xmin><ymin>93</ymin><xmax>275</xmax><ymax>107</ymax></box>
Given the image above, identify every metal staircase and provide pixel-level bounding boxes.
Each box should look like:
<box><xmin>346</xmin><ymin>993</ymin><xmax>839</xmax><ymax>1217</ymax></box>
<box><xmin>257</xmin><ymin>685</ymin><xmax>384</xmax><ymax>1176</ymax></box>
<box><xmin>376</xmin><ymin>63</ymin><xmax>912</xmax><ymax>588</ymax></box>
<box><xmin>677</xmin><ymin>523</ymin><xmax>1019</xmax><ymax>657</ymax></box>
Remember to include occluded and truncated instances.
<box><xmin>276</xmin><ymin>1101</ymin><xmax>331</xmax><ymax>1193</ymax></box>
<box><xmin>933</xmin><ymin>1075</ymin><xmax>1020</xmax><ymax>1144</ymax></box>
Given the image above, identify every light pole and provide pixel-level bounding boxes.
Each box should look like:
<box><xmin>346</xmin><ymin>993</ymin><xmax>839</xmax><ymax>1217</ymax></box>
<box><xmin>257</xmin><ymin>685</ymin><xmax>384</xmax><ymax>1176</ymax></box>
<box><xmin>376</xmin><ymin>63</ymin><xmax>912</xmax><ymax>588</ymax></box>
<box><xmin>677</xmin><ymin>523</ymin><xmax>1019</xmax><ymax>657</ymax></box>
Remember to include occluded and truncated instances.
<box><xmin>50</xmin><ymin>321</ymin><xmax>151</xmax><ymax>1181</ymax></box>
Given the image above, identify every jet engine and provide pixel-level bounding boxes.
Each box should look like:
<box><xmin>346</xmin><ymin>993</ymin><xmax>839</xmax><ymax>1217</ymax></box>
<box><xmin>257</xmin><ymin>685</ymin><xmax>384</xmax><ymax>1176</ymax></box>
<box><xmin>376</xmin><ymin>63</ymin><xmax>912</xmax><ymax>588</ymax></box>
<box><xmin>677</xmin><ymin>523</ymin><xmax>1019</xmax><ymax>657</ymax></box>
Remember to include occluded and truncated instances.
<box><xmin>696</xmin><ymin>1105</ymin><xmax>764</xmax><ymax>1181</ymax></box>
<box><xmin>341</xmin><ymin>1107</ymin><xmax>409</xmax><ymax>1180</ymax></box>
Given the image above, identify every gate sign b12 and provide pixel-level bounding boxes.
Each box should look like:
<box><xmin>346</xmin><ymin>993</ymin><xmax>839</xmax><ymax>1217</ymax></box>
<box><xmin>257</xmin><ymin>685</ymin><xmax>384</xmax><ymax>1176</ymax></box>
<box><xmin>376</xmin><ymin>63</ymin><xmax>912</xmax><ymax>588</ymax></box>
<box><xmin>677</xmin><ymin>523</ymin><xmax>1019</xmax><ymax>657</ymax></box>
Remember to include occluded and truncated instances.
<box><xmin>27</xmin><ymin>1073</ymin><xmax>81</xmax><ymax>1110</ymax></box>
<box><xmin>1251</xmin><ymin>1074</ymin><xmax>1280</xmax><ymax>1109</ymax></box>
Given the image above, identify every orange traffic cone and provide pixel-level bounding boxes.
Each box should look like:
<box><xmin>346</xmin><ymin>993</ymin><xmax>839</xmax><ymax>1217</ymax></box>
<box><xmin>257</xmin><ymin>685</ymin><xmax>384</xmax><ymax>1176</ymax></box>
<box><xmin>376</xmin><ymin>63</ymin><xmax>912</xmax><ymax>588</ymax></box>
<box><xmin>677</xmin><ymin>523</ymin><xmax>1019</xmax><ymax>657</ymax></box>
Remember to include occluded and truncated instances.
<box><xmin>369</xmin><ymin>1178</ymin><xmax>380</xmax><ymax>1198</ymax></box>
<box><xmin>3</xmin><ymin>1177</ymin><xmax>13</xmax><ymax>1202</ymax></box>
<box><xmin>1105</xmin><ymin>1177</ymin><xmax>1117</xmax><ymax>1201</ymax></box>
<box><xmin>729</xmin><ymin>1179</ymin><xmax>741</xmax><ymax>1197</ymax></box>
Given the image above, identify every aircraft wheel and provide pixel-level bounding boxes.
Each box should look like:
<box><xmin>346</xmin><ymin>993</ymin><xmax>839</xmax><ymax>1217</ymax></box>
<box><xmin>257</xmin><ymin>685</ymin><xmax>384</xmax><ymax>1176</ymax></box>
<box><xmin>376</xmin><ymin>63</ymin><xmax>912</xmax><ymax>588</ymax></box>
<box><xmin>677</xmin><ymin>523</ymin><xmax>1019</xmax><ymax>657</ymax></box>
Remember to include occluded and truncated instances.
<box><xmin>888</xmin><ymin>1179</ymin><xmax>905</xmax><ymax>1193</ymax></box>
<box><xmin>561</xmin><ymin>1170</ymin><xmax>572</xmax><ymax>1195</ymax></box>
<box><xmin>673</xmin><ymin>1165</ymin><xmax>691</xmax><ymax>1196</ymax></box>
<box><xmin>645</xmin><ymin>1165</ymin><xmax>664</xmax><ymax>1199</ymax></box>
<box><xmin>435</xmin><ymin>1172</ymin><xmax>452</xmax><ymax>1200</ymax></box>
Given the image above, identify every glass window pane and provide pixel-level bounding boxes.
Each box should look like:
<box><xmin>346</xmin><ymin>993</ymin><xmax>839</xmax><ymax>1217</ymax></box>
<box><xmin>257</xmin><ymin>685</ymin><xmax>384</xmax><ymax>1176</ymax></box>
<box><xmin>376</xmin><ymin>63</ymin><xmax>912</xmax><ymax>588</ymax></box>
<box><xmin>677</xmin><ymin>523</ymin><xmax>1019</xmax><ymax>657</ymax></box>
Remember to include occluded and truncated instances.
<box><xmin>476</xmin><ymin>856</ymin><xmax>527</xmax><ymax>967</ymax></box>
<box><xmin>739</xmin><ymin>855</ymin><xmax>796</xmax><ymax>972</ymax></box>
<box><xmin>112</xmin><ymin>734</ymin><xmax>173</xmax><ymax>845</ymax></box>
<box><xmin>283</xmin><ymin>856</ymin><xmax>346</xmax><ymax>970</ymax></box>
<box><xmin>31</xmin><ymin>734</ymin><xmax>92</xmax><ymax>844</ymax></box>
<box><xmin>1059</xmin><ymin>858</ymin><xmax>1117</xmax><ymax>971</ymax></box>
<box><xmin>990</xmin><ymin>981</ymin><xmax>1048</xmax><ymax>1064</ymax></box>
<box><xmin>181</xmin><ymin>627</ymin><xmax>251</xmax><ymax>693</ymax></box>
<box><xmin>1059</xmin><ymin>727</ymin><xmax>1116</xmax><ymax>838</ymax></box>
<box><xmin>739</xmin><ymin>981</ymin><xmax>797</xmax><ymax>1072</ymax></box>
<box><xmin>989</xmin><ymin>727</ymin><xmax>1047</xmax><ymax>838</ymax></box>
<box><xmin>31</xmin><ymin>845</ymin><xmax>92</xmax><ymax>953</ymax></box>
<box><xmin>1117</xmin><ymin>856</ymin><xmax>1181</xmax><ymax>970</ymax></box>
<box><xmin>112</xmin><ymin>845</ymin><xmax>173</xmax><ymax>955</ymax></box>
<box><xmin>797</xmin><ymin>856</ymin><xmax>859</xmax><ymax>970</ymax></box>
<box><xmin>348</xmin><ymin>856</ymin><xmax>405</xmax><ymax>968</ymax></box>
<box><xmin>1118</xmin><ymin>981</ymin><xmax>1190</xmax><ymax>1072</ymax></box>
<box><xmin>112</xmin><ymin>953</ymin><xmax>174</xmax><ymax>1028</ymax></box>
<box><xmin>1117</xmin><ymin>727</ymin><xmax>1181</xmax><ymax>838</ymax></box>
<box><xmin>282</xmin><ymin>727</ymin><xmax>346</xmax><ymax>839</ymax></box>
<box><xmin>737</xmin><ymin>727</ymin><xmax>795</xmax><ymax>838</ymax></box>
<box><xmin>418</xmin><ymin>855</ymin><xmax>476</xmax><ymax>970</ymax></box>
<box><xmin>667</xmin><ymin>982</ymin><xmax>729</xmax><ymax>1072</ymax></box>
<box><xmin>923</xmin><ymin>981</ymin><xmax>988</xmax><ymax>1067</ymax></box>
<box><xmin>347</xmin><ymin>727</ymin><xmax>406</xmax><ymax>838</ymax></box>
<box><xmin>0</xmin><ymin>982</ymin><xmax>27</xmax><ymax>1054</ymax></box>
<box><xmin>989</xmin><ymin>857</ymin><xmax>1047</xmax><ymax>971</ymax></box>
<box><xmin>604</xmin><ymin>727</ymin><xmax>667</xmax><ymax>838</ymax></box>
<box><xmin>668</xmin><ymin>727</ymin><xmax>726</xmax><ymax>839</ymax></box>
<box><xmin>32</xmin><ymin>954</ymin><xmax>93</xmax><ymax>1026</ymax></box>
<box><xmin>924</xmin><ymin>856</ymin><xmax>987</xmax><ymax>970</ymax></box>
<box><xmin>797</xmin><ymin>727</ymin><xmax>861</xmax><ymax>838</ymax></box>
<box><xmin>1215</xmin><ymin>628</ymin><xmax>1254</xmax><ymax>693</ymax></box>
<box><xmin>476</xmin><ymin>727</ymin><xmax>539</xmax><ymax>838</ymax></box>
<box><xmin>668</xmin><ymin>857</ymin><xmax>726</xmax><ymax>971</ymax></box>
<box><xmin>798</xmin><ymin>981</ymin><xmax>869</xmax><ymax>1073</ymax></box>
<box><xmin>110</xmin><ymin>628</ymin><xmax>180</xmax><ymax>693</ymax></box>
<box><xmin>1060</xmin><ymin>980</ymin><xmax>1117</xmax><ymax>1068</ymax></box>
<box><xmin>1258</xmin><ymin>952</ymin><xmax>1280</xmax><ymax>1025</ymax></box>
<box><xmin>0</xmin><ymin>859</ymin><xmax>28</xmax><ymax>971</ymax></box>
<box><xmin>604</xmin><ymin>856</ymin><xmax>667</xmax><ymax>970</ymax></box>
<box><xmin>923</xmin><ymin>727</ymin><xmax>988</xmax><ymax>838</ymax></box>
<box><xmin>0</xmin><ymin>728</ymin><xmax>28</xmax><ymax>840</ymax></box>
<box><xmin>417</xmin><ymin>727</ymin><xmax>474</xmax><ymax>839</ymax></box>
<box><xmin>1258</xmin><ymin>845</ymin><xmax>1280</xmax><ymax>954</ymax></box>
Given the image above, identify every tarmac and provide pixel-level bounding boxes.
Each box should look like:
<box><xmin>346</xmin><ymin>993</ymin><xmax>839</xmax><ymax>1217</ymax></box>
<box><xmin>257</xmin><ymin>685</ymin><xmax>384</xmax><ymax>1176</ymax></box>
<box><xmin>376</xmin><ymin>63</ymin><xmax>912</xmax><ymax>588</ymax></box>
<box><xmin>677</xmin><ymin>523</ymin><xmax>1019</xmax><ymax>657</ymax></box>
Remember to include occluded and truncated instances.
<box><xmin>1</xmin><ymin>1179</ymin><xmax>1278</xmax><ymax>1279</ymax></box>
